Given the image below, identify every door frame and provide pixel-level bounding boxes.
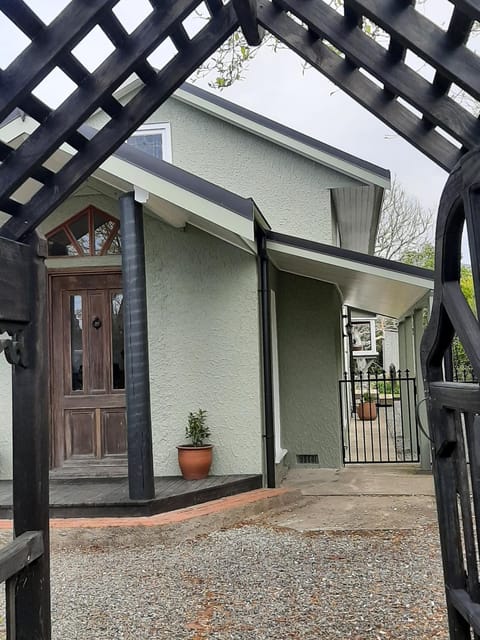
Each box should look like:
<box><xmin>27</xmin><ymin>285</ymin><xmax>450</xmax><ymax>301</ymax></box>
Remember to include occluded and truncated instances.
<box><xmin>48</xmin><ymin>267</ymin><xmax>123</xmax><ymax>469</ymax></box>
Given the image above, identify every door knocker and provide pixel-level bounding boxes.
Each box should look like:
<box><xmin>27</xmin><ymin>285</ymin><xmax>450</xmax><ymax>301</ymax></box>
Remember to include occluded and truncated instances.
<box><xmin>92</xmin><ymin>316</ymin><xmax>102</xmax><ymax>330</ymax></box>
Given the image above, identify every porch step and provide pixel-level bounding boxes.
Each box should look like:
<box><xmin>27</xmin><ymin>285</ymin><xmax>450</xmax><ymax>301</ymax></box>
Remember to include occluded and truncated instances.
<box><xmin>50</xmin><ymin>457</ymin><xmax>127</xmax><ymax>479</ymax></box>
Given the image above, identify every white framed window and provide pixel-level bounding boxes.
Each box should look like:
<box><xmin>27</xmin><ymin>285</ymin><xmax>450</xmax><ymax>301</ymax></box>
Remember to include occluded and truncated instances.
<box><xmin>351</xmin><ymin>318</ymin><xmax>377</xmax><ymax>357</ymax></box>
<box><xmin>126</xmin><ymin>122</ymin><xmax>172</xmax><ymax>162</ymax></box>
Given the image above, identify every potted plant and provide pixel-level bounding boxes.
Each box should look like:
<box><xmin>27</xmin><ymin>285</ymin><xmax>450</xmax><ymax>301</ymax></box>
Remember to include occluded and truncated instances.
<box><xmin>357</xmin><ymin>392</ymin><xmax>377</xmax><ymax>421</ymax></box>
<box><xmin>177</xmin><ymin>409</ymin><xmax>213</xmax><ymax>480</ymax></box>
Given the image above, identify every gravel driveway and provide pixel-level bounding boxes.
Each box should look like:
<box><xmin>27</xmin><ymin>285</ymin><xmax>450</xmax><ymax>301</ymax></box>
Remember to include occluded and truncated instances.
<box><xmin>38</xmin><ymin>520</ymin><xmax>447</xmax><ymax>639</ymax></box>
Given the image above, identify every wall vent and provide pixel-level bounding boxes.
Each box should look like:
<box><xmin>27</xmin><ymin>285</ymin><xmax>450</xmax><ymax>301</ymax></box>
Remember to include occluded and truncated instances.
<box><xmin>296</xmin><ymin>454</ymin><xmax>319</xmax><ymax>465</ymax></box>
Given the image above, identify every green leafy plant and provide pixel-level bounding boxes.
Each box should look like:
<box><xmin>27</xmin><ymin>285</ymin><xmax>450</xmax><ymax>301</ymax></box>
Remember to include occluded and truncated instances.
<box><xmin>185</xmin><ymin>409</ymin><xmax>210</xmax><ymax>447</ymax></box>
<box><xmin>362</xmin><ymin>392</ymin><xmax>375</xmax><ymax>403</ymax></box>
<box><xmin>376</xmin><ymin>381</ymin><xmax>400</xmax><ymax>395</ymax></box>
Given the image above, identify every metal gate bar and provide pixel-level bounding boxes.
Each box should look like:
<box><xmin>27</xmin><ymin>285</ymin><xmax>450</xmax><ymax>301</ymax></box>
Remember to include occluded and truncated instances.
<box><xmin>340</xmin><ymin>370</ymin><xmax>420</xmax><ymax>464</ymax></box>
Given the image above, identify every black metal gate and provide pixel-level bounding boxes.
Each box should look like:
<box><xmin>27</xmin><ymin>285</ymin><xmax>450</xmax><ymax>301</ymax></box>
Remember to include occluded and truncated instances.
<box><xmin>339</xmin><ymin>370</ymin><xmax>420</xmax><ymax>464</ymax></box>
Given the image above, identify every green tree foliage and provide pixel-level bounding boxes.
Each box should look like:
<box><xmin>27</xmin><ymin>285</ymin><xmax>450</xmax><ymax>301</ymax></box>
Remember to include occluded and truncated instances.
<box><xmin>403</xmin><ymin>242</ymin><xmax>475</xmax><ymax>374</ymax></box>
<box><xmin>401</xmin><ymin>243</ymin><xmax>435</xmax><ymax>270</ymax></box>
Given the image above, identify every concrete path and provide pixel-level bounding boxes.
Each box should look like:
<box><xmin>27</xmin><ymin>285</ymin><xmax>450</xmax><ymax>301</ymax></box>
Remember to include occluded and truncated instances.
<box><xmin>273</xmin><ymin>464</ymin><xmax>438</xmax><ymax>532</ymax></box>
<box><xmin>0</xmin><ymin>464</ymin><xmax>438</xmax><ymax>539</ymax></box>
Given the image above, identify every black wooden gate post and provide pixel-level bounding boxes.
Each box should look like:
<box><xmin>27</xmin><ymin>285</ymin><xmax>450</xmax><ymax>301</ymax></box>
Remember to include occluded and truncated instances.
<box><xmin>9</xmin><ymin>233</ymin><xmax>51</xmax><ymax>639</ymax></box>
<box><xmin>119</xmin><ymin>192</ymin><xmax>155</xmax><ymax>501</ymax></box>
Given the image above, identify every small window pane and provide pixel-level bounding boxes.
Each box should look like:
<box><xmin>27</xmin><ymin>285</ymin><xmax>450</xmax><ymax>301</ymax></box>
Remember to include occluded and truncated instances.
<box><xmin>47</xmin><ymin>208</ymin><xmax>121</xmax><ymax>257</ymax></box>
<box><xmin>70</xmin><ymin>295</ymin><xmax>83</xmax><ymax>391</ymax></box>
<box><xmin>48</xmin><ymin>229</ymin><xmax>78</xmax><ymax>256</ymax></box>
<box><xmin>69</xmin><ymin>214</ymin><xmax>90</xmax><ymax>255</ymax></box>
<box><xmin>111</xmin><ymin>293</ymin><xmax>124</xmax><ymax>389</ymax></box>
<box><xmin>107</xmin><ymin>229</ymin><xmax>122</xmax><ymax>255</ymax></box>
<box><xmin>127</xmin><ymin>133</ymin><xmax>163</xmax><ymax>159</ymax></box>
<box><xmin>93</xmin><ymin>212</ymin><xmax>116</xmax><ymax>255</ymax></box>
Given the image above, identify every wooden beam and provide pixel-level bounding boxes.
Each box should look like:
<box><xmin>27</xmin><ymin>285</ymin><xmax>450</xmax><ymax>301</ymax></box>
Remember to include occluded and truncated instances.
<box><xmin>276</xmin><ymin>0</ymin><xmax>480</xmax><ymax>150</ymax></box>
<box><xmin>0</xmin><ymin>0</ymin><xmax>201</xmax><ymax>212</ymax></box>
<box><xmin>428</xmin><ymin>8</ymin><xmax>474</xmax><ymax>102</ymax></box>
<box><xmin>450</xmin><ymin>0</ymin><xmax>480</xmax><ymax>22</ymax></box>
<box><xmin>258</xmin><ymin>4</ymin><xmax>462</xmax><ymax>171</ymax></box>
<box><xmin>0</xmin><ymin>0</ymin><xmax>118</xmax><ymax>124</ymax></box>
<box><xmin>429</xmin><ymin>382</ymin><xmax>480</xmax><ymax>413</ymax></box>
<box><xmin>442</xmin><ymin>280</ymin><xmax>480</xmax><ymax>376</ymax></box>
<box><xmin>232</xmin><ymin>0</ymin><xmax>264</xmax><ymax>46</ymax></box>
<box><xmin>0</xmin><ymin>531</ymin><xmax>43</xmax><ymax>584</ymax></box>
<box><xmin>347</xmin><ymin>0</ymin><xmax>480</xmax><ymax>102</ymax></box>
<box><xmin>119</xmin><ymin>193</ymin><xmax>155</xmax><ymax>501</ymax></box>
<box><xmin>0</xmin><ymin>236</ymin><xmax>31</xmax><ymax>326</ymax></box>
<box><xmin>8</xmin><ymin>233</ymin><xmax>50</xmax><ymax>639</ymax></box>
<box><xmin>0</xmin><ymin>3</ymin><xmax>238</xmax><ymax>242</ymax></box>
<box><xmin>448</xmin><ymin>588</ymin><xmax>480</xmax><ymax>635</ymax></box>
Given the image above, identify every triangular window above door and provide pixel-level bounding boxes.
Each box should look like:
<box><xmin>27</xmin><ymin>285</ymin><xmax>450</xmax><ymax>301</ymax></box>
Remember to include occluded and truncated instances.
<box><xmin>47</xmin><ymin>206</ymin><xmax>121</xmax><ymax>257</ymax></box>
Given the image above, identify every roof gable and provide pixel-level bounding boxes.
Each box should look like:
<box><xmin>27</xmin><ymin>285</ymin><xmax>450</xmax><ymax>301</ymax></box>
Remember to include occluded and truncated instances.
<box><xmin>114</xmin><ymin>78</ymin><xmax>390</xmax><ymax>189</ymax></box>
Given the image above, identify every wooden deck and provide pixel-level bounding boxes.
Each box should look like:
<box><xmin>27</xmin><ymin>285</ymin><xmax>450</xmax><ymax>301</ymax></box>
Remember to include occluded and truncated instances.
<box><xmin>0</xmin><ymin>475</ymin><xmax>263</xmax><ymax>519</ymax></box>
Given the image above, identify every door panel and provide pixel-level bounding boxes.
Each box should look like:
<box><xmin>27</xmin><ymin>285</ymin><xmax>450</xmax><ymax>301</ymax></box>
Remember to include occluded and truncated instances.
<box><xmin>103</xmin><ymin>409</ymin><xmax>127</xmax><ymax>455</ymax></box>
<box><xmin>50</xmin><ymin>272</ymin><xmax>127</xmax><ymax>471</ymax></box>
<box><xmin>65</xmin><ymin>409</ymin><xmax>96</xmax><ymax>457</ymax></box>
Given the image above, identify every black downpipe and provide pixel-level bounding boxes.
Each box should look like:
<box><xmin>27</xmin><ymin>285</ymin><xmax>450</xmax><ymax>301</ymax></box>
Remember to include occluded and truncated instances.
<box><xmin>119</xmin><ymin>192</ymin><xmax>155</xmax><ymax>500</ymax></box>
<box><xmin>347</xmin><ymin>307</ymin><xmax>356</xmax><ymax>411</ymax></box>
<box><xmin>256</xmin><ymin>225</ymin><xmax>276</xmax><ymax>488</ymax></box>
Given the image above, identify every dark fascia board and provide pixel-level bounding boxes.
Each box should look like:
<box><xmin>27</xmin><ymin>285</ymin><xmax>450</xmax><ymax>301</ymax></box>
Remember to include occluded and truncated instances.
<box><xmin>180</xmin><ymin>83</ymin><xmax>391</xmax><ymax>183</ymax></box>
<box><xmin>267</xmin><ymin>230</ymin><xmax>434</xmax><ymax>281</ymax></box>
<box><xmin>77</xmin><ymin>124</ymin><xmax>255</xmax><ymax>222</ymax></box>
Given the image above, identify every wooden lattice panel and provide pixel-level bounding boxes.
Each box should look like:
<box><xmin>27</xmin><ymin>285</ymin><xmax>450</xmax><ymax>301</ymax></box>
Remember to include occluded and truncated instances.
<box><xmin>0</xmin><ymin>0</ymin><xmax>239</xmax><ymax>242</ymax></box>
<box><xmin>0</xmin><ymin>1</ymin><xmax>480</xmax><ymax>242</ymax></box>
<box><xmin>258</xmin><ymin>0</ymin><xmax>480</xmax><ymax>172</ymax></box>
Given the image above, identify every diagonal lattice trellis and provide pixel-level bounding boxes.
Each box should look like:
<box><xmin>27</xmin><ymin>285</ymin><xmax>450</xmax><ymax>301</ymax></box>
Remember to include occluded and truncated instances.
<box><xmin>0</xmin><ymin>1</ymin><xmax>479</xmax><ymax>242</ymax></box>
<box><xmin>0</xmin><ymin>1</ymin><xmax>480</xmax><ymax>638</ymax></box>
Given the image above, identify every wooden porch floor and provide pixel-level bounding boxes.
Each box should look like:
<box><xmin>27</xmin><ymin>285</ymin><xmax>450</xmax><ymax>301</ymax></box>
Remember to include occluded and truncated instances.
<box><xmin>0</xmin><ymin>475</ymin><xmax>263</xmax><ymax>519</ymax></box>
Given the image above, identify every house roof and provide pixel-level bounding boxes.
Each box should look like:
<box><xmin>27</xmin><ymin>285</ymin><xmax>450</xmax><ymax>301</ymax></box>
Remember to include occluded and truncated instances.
<box><xmin>0</xmin><ymin>114</ymin><xmax>262</xmax><ymax>249</ymax></box>
<box><xmin>112</xmin><ymin>78</ymin><xmax>390</xmax><ymax>253</ymax></box>
<box><xmin>175</xmin><ymin>83</ymin><xmax>391</xmax><ymax>189</ymax></box>
<box><xmin>267</xmin><ymin>231</ymin><xmax>433</xmax><ymax>319</ymax></box>
<box><xmin>114</xmin><ymin>79</ymin><xmax>391</xmax><ymax>191</ymax></box>
<box><xmin>0</xmin><ymin>111</ymin><xmax>429</xmax><ymax>318</ymax></box>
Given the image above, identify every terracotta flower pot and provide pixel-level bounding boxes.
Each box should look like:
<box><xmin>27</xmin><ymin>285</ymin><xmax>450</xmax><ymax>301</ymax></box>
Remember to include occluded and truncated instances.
<box><xmin>177</xmin><ymin>445</ymin><xmax>213</xmax><ymax>480</ymax></box>
<box><xmin>357</xmin><ymin>402</ymin><xmax>377</xmax><ymax>421</ymax></box>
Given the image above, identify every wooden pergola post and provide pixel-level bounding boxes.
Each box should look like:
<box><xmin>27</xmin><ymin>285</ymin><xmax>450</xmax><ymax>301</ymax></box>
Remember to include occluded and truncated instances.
<box><xmin>8</xmin><ymin>233</ymin><xmax>51</xmax><ymax>639</ymax></box>
<box><xmin>119</xmin><ymin>192</ymin><xmax>155</xmax><ymax>501</ymax></box>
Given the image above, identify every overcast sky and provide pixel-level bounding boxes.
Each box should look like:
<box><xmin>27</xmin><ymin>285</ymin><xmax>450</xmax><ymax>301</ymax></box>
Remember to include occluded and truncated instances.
<box><xmin>0</xmin><ymin>0</ymin><xmax>474</xmax><ymax>231</ymax></box>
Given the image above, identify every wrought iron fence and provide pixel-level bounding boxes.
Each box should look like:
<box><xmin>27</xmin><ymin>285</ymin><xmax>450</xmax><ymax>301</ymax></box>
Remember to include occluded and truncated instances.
<box><xmin>452</xmin><ymin>365</ymin><xmax>478</xmax><ymax>383</ymax></box>
<box><xmin>339</xmin><ymin>370</ymin><xmax>419</xmax><ymax>464</ymax></box>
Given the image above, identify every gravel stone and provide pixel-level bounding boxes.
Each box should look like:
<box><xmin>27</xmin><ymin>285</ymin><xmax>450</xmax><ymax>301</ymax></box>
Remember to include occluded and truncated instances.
<box><xmin>0</xmin><ymin>521</ymin><xmax>448</xmax><ymax>639</ymax></box>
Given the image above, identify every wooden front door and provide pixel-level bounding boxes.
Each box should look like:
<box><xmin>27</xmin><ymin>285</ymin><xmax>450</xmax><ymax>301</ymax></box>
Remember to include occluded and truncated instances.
<box><xmin>50</xmin><ymin>272</ymin><xmax>127</xmax><ymax>474</ymax></box>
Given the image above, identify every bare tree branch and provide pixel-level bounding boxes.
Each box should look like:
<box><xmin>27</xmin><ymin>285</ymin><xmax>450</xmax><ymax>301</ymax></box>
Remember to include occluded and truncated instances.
<box><xmin>374</xmin><ymin>177</ymin><xmax>434</xmax><ymax>261</ymax></box>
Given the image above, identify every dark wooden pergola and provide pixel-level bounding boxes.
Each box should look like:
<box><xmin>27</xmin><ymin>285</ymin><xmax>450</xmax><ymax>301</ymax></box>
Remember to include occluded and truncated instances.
<box><xmin>0</xmin><ymin>1</ymin><xmax>479</xmax><ymax>637</ymax></box>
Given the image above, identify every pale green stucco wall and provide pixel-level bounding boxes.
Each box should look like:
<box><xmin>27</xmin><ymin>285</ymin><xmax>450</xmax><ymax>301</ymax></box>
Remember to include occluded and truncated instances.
<box><xmin>0</xmin><ymin>195</ymin><xmax>263</xmax><ymax>479</ymax></box>
<box><xmin>89</xmin><ymin>94</ymin><xmax>361</xmax><ymax>245</ymax></box>
<box><xmin>275</xmin><ymin>271</ymin><xmax>344</xmax><ymax>468</ymax></box>
<box><xmin>144</xmin><ymin>215</ymin><xmax>262</xmax><ymax>476</ymax></box>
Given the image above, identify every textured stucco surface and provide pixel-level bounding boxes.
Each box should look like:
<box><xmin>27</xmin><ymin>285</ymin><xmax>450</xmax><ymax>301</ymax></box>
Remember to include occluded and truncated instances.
<box><xmin>0</xmin><ymin>362</ymin><xmax>12</xmax><ymax>478</ymax></box>
<box><xmin>275</xmin><ymin>271</ymin><xmax>344</xmax><ymax>468</ymax></box>
<box><xmin>90</xmin><ymin>94</ymin><xmax>361</xmax><ymax>244</ymax></box>
<box><xmin>144</xmin><ymin>215</ymin><xmax>263</xmax><ymax>476</ymax></box>
<box><xmin>0</xmin><ymin>193</ymin><xmax>263</xmax><ymax>480</ymax></box>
